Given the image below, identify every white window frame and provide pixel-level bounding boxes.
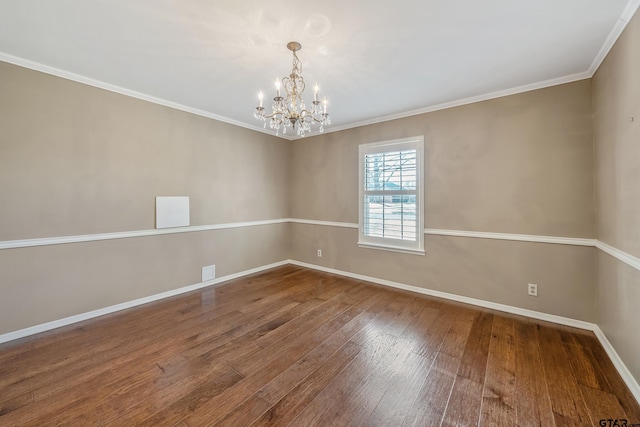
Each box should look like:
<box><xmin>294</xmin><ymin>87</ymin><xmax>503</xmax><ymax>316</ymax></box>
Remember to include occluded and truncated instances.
<box><xmin>358</xmin><ymin>136</ymin><xmax>424</xmax><ymax>255</ymax></box>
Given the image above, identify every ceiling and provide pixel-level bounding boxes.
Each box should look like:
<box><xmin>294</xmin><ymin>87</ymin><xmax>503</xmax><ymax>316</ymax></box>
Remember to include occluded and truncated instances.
<box><xmin>0</xmin><ymin>0</ymin><xmax>638</xmax><ymax>139</ymax></box>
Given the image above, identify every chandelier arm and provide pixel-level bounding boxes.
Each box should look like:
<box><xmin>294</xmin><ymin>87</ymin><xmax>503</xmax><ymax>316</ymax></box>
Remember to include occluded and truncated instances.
<box><xmin>254</xmin><ymin>41</ymin><xmax>330</xmax><ymax>136</ymax></box>
<box><xmin>262</xmin><ymin>110</ymin><xmax>289</xmax><ymax>119</ymax></box>
<box><xmin>298</xmin><ymin>108</ymin><xmax>326</xmax><ymax>116</ymax></box>
<box><xmin>310</xmin><ymin>115</ymin><xmax>330</xmax><ymax>123</ymax></box>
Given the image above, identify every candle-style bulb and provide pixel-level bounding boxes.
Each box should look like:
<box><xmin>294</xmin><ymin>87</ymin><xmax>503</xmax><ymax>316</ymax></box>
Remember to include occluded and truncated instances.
<box><xmin>258</xmin><ymin>91</ymin><xmax>263</xmax><ymax>107</ymax></box>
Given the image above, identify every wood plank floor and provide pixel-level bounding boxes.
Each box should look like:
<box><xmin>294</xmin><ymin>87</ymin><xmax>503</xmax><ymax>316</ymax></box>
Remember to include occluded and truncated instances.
<box><xmin>0</xmin><ymin>265</ymin><xmax>638</xmax><ymax>426</ymax></box>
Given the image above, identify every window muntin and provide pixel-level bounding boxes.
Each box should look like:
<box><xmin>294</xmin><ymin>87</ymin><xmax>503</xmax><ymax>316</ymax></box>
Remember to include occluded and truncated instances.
<box><xmin>359</xmin><ymin>137</ymin><xmax>424</xmax><ymax>254</ymax></box>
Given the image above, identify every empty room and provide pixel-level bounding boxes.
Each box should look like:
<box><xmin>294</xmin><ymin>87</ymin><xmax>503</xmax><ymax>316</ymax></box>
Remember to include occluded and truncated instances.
<box><xmin>1</xmin><ymin>1</ymin><xmax>639</xmax><ymax>425</ymax></box>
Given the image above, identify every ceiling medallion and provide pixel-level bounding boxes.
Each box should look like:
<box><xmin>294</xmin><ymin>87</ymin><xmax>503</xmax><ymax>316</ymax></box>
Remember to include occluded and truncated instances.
<box><xmin>254</xmin><ymin>41</ymin><xmax>330</xmax><ymax>137</ymax></box>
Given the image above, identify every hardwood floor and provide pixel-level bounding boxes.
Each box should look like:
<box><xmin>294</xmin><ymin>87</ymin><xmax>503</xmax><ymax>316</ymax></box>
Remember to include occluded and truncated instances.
<box><xmin>0</xmin><ymin>265</ymin><xmax>638</xmax><ymax>426</ymax></box>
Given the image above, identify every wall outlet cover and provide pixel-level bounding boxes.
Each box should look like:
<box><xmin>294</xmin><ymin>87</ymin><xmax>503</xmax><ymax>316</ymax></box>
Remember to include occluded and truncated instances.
<box><xmin>202</xmin><ymin>265</ymin><xmax>215</xmax><ymax>282</ymax></box>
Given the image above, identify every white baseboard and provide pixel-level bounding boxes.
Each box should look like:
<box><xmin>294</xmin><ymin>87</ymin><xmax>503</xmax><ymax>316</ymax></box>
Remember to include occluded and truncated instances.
<box><xmin>288</xmin><ymin>260</ymin><xmax>595</xmax><ymax>330</ymax></box>
<box><xmin>288</xmin><ymin>259</ymin><xmax>640</xmax><ymax>404</ymax></box>
<box><xmin>592</xmin><ymin>326</ymin><xmax>640</xmax><ymax>404</ymax></box>
<box><xmin>0</xmin><ymin>260</ymin><xmax>289</xmax><ymax>345</ymax></box>
<box><xmin>0</xmin><ymin>258</ymin><xmax>637</xmax><ymax>405</ymax></box>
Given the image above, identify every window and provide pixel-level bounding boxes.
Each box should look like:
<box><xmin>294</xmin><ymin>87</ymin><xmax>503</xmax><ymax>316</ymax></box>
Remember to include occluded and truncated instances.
<box><xmin>358</xmin><ymin>136</ymin><xmax>424</xmax><ymax>254</ymax></box>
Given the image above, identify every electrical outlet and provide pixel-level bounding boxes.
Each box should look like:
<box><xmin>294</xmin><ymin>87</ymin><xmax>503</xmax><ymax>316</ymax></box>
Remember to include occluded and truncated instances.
<box><xmin>202</xmin><ymin>265</ymin><xmax>216</xmax><ymax>282</ymax></box>
<box><xmin>528</xmin><ymin>283</ymin><xmax>538</xmax><ymax>297</ymax></box>
<box><xmin>317</xmin><ymin>249</ymin><xmax>322</xmax><ymax>257</ymax></box>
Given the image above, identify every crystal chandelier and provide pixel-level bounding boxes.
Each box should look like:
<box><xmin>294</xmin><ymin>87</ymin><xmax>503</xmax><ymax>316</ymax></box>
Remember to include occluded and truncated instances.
<box><xmin>254</xmin><ymin>41</ymin><xmax>331</xmax><ymax>137</ymax></box>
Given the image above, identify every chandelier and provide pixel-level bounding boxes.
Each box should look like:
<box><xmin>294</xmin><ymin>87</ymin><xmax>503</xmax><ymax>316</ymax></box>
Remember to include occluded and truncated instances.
<box><xmin>254</xmin><ymin>41</ymin><xmax>331</xmax><ymax>137</ymax></box>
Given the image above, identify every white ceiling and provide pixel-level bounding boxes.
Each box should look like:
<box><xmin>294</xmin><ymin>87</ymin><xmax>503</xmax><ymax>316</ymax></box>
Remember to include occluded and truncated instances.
<box><xmin>0</xmin><ymin>0</ymin><xmax>638</xmax><ymax>139</ymax></box>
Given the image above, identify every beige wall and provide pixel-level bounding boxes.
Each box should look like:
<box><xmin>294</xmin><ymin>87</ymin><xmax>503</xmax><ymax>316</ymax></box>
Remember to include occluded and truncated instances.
<box><xmin>594</xmin><ymin>11</ymin><xmax>640</xmax><ymax>259</ymax></box>
<box><xmin>593</xmin><ymin>11</ymin><xmax>640</xmax><ymax>381</ymax></box>
<box><xmin>292</xmin><ymin>80</ymin><xmax>595</xmax><ymax>237</ymax></box>
<box><xmin>0</xmin><ymin>62</ymin><xmax>290</xmax><ymax>240</ymax></box>
<box><xmin>0</xmin><ymin>61</ymin><xmax>291</xmax><ymax>334</ymax></box>
<box><xmin>293</xmin><ymin>224</ymin><xmax>595</xmax><ymax>321</ymax></box>
<box><xmin>596</xmin><ymin>251</ymin><xmax>640</xmax><ymax>381</ymax></box>
<box><xmin>291</xmin><ymin>81</ymin><xmax>596</xmax><ymax>321</ymax></box>
<box><xmin>0</xmin><ymin>224</ymin><xmax>289</xmax><ymax>334</ymax></box>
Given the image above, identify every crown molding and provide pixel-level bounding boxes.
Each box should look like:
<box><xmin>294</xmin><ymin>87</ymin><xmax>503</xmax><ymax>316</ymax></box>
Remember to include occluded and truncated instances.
<box><xmin>1</xmin><ymin>0</ymin><xmax>638</xmax><ymax>142</ymax></box>
<box><xmin>2</xmin><ymin>0</ymin><xmax>634</xmax><ymax>147</ymax></box>
<box><xmin>313</xmin><ymin>71</ymin><xmax>592</xmax><ymax>138</ymax></box>
<box><xmin>589</xmin><ymin>0</ymin><xmax>640</xmax><ymax>76</ymax></box>
<box><xmin>0</xmin><ymin>39</ymin><xmax>599</xmax><ymax>144</ymax></box>
<box><xmin>0</xmin><ymin>52</ymin><xmax>289</xmax><ymax>140</ymax></box>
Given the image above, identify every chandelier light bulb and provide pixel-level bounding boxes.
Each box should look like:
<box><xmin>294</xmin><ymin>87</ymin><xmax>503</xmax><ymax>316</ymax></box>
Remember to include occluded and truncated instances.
<box><xmin>254</xmin><ymin>41</ymin><xmax>331</xmax><ymax>137</ymax></box>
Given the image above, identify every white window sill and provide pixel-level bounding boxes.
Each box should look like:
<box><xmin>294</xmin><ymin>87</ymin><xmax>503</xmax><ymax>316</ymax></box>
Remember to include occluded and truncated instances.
<box><xmin>357</xmin><ymin>242</ymin><xmax>425</xmax><ymax>256</ymax></box>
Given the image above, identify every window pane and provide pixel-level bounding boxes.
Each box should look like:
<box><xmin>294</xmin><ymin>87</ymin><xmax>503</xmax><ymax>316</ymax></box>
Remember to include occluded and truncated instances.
<box><xmin>363</xmin><ymin>194</ymin><xmax>417</xmax><ymax>241</ymax></box>
<box><xmin>364</xmin><ymin>149</ymin><xmax>417</xmax><ymax>191</ymax></box>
